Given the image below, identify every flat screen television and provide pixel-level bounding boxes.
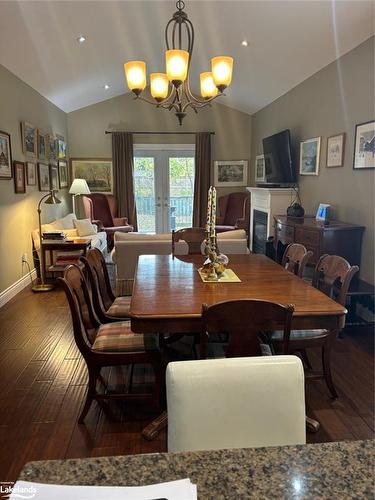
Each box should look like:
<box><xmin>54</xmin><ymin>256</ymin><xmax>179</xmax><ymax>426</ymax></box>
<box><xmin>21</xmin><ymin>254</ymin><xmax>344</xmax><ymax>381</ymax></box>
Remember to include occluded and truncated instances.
<box><xmin>261</xmin><ymin>129</ymin><xmax>296</xmax><ymax>186</ymax></box>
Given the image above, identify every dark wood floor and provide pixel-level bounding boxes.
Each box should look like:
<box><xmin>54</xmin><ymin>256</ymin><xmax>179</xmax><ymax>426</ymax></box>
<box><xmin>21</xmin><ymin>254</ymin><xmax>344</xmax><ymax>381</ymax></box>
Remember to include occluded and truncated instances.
<box><xmin>0</xmin><ymin>285</ymin><xmax>373</xmax><ymax>482</ymax></box>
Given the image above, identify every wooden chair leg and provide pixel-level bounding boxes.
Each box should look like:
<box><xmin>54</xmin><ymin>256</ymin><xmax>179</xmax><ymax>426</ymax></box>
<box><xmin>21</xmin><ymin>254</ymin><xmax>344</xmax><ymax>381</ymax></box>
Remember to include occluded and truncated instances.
<box><xmin>79</xmin><ymin>365</ymin><xmax>99</xmax><ymax>424</ymax></box>
<box><xmin>151</xmin><ymin>361</ymin><xmax>164</xmax><ymax>411</ymax></box>
<box><xmin>322</xmin><ymin>336</ymin><xmax>338</xmax><ymax>399</ymax></box>
<box><xmin>128</xmin><ymin>363</ymin><xmax>134</xmax><ymax>393</ymax></box>
<box><xmin>300</xmin><ymin>349</ymin><xmax>313</xmax><ymax>370</ymax></box>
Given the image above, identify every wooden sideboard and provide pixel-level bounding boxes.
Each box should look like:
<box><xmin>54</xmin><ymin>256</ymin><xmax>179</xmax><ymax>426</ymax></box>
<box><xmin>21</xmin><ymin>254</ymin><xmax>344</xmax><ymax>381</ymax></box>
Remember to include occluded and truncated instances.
<box><xmin>274</xmin><ymin>215</ymin><xmax>365</xmax><ymax>266</ymax></box>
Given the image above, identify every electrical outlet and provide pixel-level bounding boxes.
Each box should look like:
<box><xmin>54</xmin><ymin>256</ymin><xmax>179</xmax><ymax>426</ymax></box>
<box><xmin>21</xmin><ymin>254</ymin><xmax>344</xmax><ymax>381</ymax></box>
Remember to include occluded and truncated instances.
<box><xmin>22</xmin><ymin>253</ymin><xmax>28</xmax><ymax>263</ymax></box>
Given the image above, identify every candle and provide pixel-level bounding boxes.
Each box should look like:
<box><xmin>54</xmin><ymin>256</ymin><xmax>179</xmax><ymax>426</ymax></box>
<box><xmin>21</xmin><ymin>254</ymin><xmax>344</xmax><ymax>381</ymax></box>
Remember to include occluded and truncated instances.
<box><xmin>210</xmin><ymin>187</ymin><xmax>216</xmax><ymax>237</ymax></box>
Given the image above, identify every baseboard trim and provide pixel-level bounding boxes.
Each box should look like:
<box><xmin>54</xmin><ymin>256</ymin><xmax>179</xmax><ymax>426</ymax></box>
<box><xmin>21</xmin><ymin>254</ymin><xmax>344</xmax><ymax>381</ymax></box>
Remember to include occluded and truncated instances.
<box><xmin>0</xmin><ymin>269</ymin><xmax>37</xmax><ymax>308</ymax></box>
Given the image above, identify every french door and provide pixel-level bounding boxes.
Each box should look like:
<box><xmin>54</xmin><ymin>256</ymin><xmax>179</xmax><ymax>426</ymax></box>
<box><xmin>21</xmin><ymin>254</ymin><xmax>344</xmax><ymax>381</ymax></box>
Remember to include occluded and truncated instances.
<box><xmin>134</xmin><ymin>145</ymin><xmax>195</xmax><ymax>233</ymax></box>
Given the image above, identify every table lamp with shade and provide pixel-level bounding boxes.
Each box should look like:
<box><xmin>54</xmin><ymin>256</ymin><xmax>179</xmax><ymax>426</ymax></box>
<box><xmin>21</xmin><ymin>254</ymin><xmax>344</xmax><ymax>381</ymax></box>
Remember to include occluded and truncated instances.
<box><xmin>69</xmin><ymin>178</ymin><xmax>91</xmax><ymax>215</ymax></box>
<box><xmin>32</xmin><ymin>190</ymin><xmax>61</xmax><ymax>293</ymax></box>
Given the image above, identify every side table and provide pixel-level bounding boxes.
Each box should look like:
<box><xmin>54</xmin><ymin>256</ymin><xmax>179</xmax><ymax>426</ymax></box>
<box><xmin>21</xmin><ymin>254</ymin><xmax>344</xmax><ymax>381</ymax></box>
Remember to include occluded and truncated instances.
<box><xmin>41</xmin><ymin>239</ymin><xmax>91</xmax><ymax>279</ymax></box>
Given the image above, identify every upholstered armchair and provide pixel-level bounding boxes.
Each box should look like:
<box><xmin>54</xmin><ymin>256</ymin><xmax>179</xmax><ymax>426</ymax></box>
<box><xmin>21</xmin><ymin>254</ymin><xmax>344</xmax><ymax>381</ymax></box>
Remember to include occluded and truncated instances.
<box><xmin>216</xmin><ymin>191</ymin><xmax>250</xmax><ymax>233</ymax></box>
<box><xmin>82</xmin><ymin>193</ymin><xmax>133</xmax><ymax>247</ymax></box>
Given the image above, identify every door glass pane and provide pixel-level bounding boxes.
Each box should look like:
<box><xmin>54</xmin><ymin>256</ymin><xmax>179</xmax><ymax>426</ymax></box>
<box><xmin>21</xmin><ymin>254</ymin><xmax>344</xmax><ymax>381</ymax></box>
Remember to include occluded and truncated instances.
<box><xmin>134</xmin><ymin>157</ymin><xmax>156</xmax><ymax>233</ymax></box>
<box><xmin>169</xmin><ymin>157</ymin><xmax>195</xmax><ymax>231</ymax></box>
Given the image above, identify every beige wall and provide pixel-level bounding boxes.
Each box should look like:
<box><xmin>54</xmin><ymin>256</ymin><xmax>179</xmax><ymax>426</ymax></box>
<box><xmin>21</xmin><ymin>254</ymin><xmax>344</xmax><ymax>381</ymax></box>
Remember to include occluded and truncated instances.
<box><xmin>251</xmin><ymin>37</ymin><xmax>375</xmax><ymax>283</ymax></box>
<box><xmin>0</xmin><ymin>64</ymin><xmax>70</xmax><ymax>294</ymax></box>
<box><xmin>67</xmin><ymin>92</ymin><xmax>252</xmax><ymax>199</ymax></box>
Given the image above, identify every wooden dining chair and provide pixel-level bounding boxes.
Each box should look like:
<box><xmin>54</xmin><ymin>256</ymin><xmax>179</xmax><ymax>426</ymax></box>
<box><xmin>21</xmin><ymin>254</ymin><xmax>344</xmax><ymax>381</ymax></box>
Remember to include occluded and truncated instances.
<box><xmin>58</xmin><ymin>264</ymin><xmax>164</xmax><ymax>423</ymax></box>
<box><xmin>270</xmin><ymin>254</ymin><xmax>359</xmax><ymax>398</ymax></box>
<box><xmin>80</xmin><ymin>248</ymin><xmax>131</xmax><ymax>322</ymax></box>
<box><xmin>281</xmin><ymin>243</ymin><xmax>313</xmax><ymax>278</ymax></box>
<box><xmin>172</xmin><ymin>227</ymin><xmax>206</xmax><ymax>256</ymax></box>
<box><xmin>200</xmin><ymin>299</ymin><xmax>294</xmax><ymax>359</ymax></box>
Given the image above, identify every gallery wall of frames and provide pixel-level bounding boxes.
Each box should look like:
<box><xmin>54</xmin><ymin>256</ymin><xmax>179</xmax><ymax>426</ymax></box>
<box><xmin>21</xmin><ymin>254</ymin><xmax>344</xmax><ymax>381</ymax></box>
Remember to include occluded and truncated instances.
<box><xmin>0</xmin><ymin>122</ymin><xmax>68</xmax><ymax>194</ymax></box>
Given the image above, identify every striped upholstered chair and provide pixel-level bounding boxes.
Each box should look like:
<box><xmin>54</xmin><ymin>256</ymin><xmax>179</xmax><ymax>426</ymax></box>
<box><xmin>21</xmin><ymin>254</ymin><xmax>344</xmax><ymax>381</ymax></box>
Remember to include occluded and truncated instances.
<box><xmin>81</xmin><ymin>248</ymin><xmax>131</xmax><ymax>322</ymax></box>
<box><xmin>59</xmin><ymin>264</ymin><xmax>164</xmax><ymax>423</ymax></box>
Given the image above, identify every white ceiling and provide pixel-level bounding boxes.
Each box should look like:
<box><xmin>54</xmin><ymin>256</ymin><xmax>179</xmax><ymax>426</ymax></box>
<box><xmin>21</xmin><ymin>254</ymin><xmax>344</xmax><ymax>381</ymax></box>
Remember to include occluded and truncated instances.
<box><xmin>0</xmin><ymin>0</ymin><xmax>374</xmax><ymax>114</ymax></box>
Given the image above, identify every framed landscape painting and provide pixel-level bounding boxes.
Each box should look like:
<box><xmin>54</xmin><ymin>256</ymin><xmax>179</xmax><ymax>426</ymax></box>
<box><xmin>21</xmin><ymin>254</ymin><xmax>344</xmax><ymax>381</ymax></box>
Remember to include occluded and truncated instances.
<box><xmin>26</xmin><ymin>161</ymin><xmax>37</xmax><ymax>185</ymax></box>
<box><xmin>353</xmin><ymin>120</ymin><xmax>375</xmax><ymax>170</ymax></box>
<box><xmin>70</xmin><ymin>158</ymin><xmax>113</xmax><ymax>193</ymax></box>
<box><xmin>214</xmin><ymin>160</ymin><xmax>248</xmax><ymax>187</ymax></box>
<box><xmin>38</xmin><ymin>162</ymin><xmax>50</xmax><ymax>191</ymax></box>
<box><xmin>299</xmin><ymin>137</ymin><xmax>321</xmax><ymax>175</ymax></box>
<box><xmin>326</xmin><ymin>133</ymin><xmax>345</xmax><ymax>167</ymax></box>
<box><xmin>49</xmin><ymin>135</ymin><xmax>57</xmax><ymax>160</ymax></box>
<box><xmin>0</xmin><ymin>130</ymin><xmax>12</xmax><ymax>179</ymax></box>
<box><xmin>58</xmin><ymin>160</ymin><xmax>68</xmax><ymax>188</ymax></box>
<box><xmin>13</xmin><ymin>161</ymin><xmax>26</xmax><ymax>193</ymax></box>
<box><xmin>21</xmin><ymin>121</ymin><xmax>37</xmax><ymax>157</ymax></box>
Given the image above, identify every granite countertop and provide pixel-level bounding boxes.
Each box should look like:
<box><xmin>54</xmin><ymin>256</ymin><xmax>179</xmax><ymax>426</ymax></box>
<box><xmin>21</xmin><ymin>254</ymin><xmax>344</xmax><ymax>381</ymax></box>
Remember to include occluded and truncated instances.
<box><xmin>19</xmin><ymin>440</ymin><xmax>374</xmax><ymax>499</ymax></box>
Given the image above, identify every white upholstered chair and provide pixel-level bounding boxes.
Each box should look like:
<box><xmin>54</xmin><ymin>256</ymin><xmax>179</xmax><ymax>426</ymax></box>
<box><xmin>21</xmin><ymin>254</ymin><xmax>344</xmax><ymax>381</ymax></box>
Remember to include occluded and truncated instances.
<box><xmin>166</xmin><ymin>355</ymin><xmax>306</xmax><ymax>452</ymax></box>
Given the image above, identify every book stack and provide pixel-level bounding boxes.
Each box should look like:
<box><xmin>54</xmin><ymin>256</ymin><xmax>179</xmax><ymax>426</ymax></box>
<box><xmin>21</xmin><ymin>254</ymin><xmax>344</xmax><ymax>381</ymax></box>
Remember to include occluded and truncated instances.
<box><xmin>51</xmin><ymin>250</ymin><xmax>84</xmax><ymax>271</ymax></box>
<box><xmin>42</xmin><ymin>231</ymin><xmax>66</xmax><ymax>243</ymax></box>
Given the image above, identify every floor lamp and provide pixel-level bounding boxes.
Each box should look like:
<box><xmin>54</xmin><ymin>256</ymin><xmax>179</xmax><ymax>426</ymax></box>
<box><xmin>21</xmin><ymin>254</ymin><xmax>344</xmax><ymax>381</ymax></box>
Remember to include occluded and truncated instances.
<box><xmin>32</xmin><ymin>190</ymin><xmax>61</xmax><ymax>293</ymax></box>
<box><xmin>69</xmin><ymin>178</ymin><xmax>91</xmax><ymax>215</ymax></box>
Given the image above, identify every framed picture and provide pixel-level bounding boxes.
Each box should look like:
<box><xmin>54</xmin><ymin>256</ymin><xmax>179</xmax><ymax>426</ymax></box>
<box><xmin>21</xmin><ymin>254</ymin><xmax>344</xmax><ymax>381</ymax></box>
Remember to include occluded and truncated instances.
<box><xmin>56</xmin><ymin>135</ymin><xmax>66</xmax><ymax>159</ymax></box>
<box><xmin>353</xmin><ymin>120</ymin><xmax>375</xmax><ymax>170</ymax></box>
<box><xmin>38</xmin><ymin>130</ymin><xmax>48</xmax><ymax>160</ymax></box>
<box><xmin>316</xmin><ymin>203</ymin><xmax>331</xmax><ymax>221</ymax></box>
<box><xmin>21</xmin><ymin>121</ymin><xmax>37</xmax><ymax>157</ymax></box>
<box><xmin>0</xmin><ymin>130</ymin><xmax>12</xmax><ymax>179</ymax></box>
<box><xmin>299</xmin><ymin>137</ymin><xmax>321</xmax><ymax>175</ymax></box>
<box><xmin>326</xmin><ymin>133</ymin><xmax>345</xmax><ymax>167</ymax></box>
<box><xmin>38</xmin><ymin>162</ymin><xmax>50</xmax><ymax>191</ymax></box>
<box><xmin>255</xmin><ymin>155</ymin><xmax>265</xmax><ymax>183</ymax></box>
<box><xmin>49</xmin><ymin>135</ymin><xmax>57</xmax><ymax>160</ymax></box>
<box><xmin>58</xmin><ymin>160</ymin><xmax>68</xmax><ymax>188</ymax></box>
<box><xmin>50</xmin><ymin>164</ymin><xmax>59</xmax><ymax>190</ymax></box>
<box><xmin>13</xmin><ymin>161</ymin><xmax>26</xmax><ymax>193</ymax></box>
<box><xmin>26</xmin><ymin>161</ymin><xmax>37</xmax><ymax>185</ymax></box>
<box><xmin>214</xmin><ymin>160</ymin><xmax>248</xmax><ymax>187</ymax></box>
<box><xmin>70</xmin><ymin>158</ymin><xmax>113</xmax><ymax>193</ymax></box>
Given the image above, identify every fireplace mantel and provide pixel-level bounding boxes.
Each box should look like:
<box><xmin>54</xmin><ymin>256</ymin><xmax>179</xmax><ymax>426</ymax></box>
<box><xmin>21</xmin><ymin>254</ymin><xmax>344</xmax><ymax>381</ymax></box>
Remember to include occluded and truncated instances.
<box><xmin>246</xmin><ymin>187</ymin><xmax>295</xmax><ymax>252</ymax></box>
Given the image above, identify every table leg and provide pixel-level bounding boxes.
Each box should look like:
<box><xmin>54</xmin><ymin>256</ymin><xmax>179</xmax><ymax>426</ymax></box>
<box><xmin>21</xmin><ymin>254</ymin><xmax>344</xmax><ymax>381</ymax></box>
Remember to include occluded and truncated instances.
<box><xmin>142</xmin><ymin>411</ymin><xmax>168</xmax><ymax>441</ymax></box>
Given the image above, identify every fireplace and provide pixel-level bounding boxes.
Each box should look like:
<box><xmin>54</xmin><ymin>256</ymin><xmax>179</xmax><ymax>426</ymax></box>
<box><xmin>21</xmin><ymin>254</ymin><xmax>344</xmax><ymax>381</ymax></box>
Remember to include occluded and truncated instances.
<box><xmin>252</xmin><ymin>210</ymin><xmax>268</xmax><ymax>254</ymax></box>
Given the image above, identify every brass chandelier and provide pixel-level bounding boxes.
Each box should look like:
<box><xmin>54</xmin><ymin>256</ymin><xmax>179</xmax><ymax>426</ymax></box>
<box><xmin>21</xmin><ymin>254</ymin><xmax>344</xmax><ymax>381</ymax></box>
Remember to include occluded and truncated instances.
<box><xmin>124</xmin><ymin>0</ymin><xmax>234</xmax><ymax>125</ymax></box>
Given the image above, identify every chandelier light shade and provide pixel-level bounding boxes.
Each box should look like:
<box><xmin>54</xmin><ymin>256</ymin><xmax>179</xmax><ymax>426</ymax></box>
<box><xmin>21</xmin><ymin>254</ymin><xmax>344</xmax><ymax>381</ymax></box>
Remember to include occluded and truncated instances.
<box><xmin>124</xmin><ymin>61</ymin><xmax>147</xmax><ymax>95</ymax></box>
<box><xmin>123</xmin><ymin>0</ymin><xmax>234</xmax><ymax>125</ymax></box>
<box><xmin>200</xmin><ymin>72</ymin><xmax>218</xmax><ymax>98</ymax></box>
<box><xmin>150</xmin><ymin>73</ymin><xmax>169</xmax><ymax>101</ymax></box>
<box><xmin>211</xmin><ymin>56</ymin><xmax>234</xmax><ymax>92</ymax></box>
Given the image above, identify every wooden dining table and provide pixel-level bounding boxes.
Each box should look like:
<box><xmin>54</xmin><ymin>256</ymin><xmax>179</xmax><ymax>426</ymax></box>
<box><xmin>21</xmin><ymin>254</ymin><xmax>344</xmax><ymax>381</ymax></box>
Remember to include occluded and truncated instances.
<box><xmin>130</xmin><ymin>254</ymin><xmax>347</xmax><ymax>439</ymax></box>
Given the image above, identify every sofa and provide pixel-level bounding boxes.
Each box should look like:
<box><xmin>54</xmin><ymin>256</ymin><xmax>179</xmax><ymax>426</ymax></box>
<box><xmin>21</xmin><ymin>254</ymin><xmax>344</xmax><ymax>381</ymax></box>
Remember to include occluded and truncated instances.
<box><xmin>112</xmin><ymin>229</ymin><xmax>249</xmax><ymax>295</ymax></box>
<box><xmin>32</xmin><ymin>213</ymin><xmax>107</xmax><ymax>268</ymax></box>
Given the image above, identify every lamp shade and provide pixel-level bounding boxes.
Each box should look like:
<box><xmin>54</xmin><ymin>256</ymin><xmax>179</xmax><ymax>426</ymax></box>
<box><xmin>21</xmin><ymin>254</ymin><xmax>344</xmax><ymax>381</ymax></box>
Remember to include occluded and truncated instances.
<box><xmin>124</xmin><ymin>61</ymin><xmax>147</xmax><ymax>94</ymax></box>
<box><xmin>200</xmin><ymin>72</ymin><xmax>218</xmax><ymax>98</ymax></box>
<box><xmin>45</xmin><ymin>190</ymin><xmax>62</xmax><ymax>205</ymax></box>
<box><xmin>69</xmin><ymin>178</ymin><xmax>91</xmax><ymax>195</ymax></box>
<box><xmin>211</xmin><ymin>56</ymin><xmax>233</xmax><ymax>91</ymax></box>
<box><xmin>166</xmin><ymin>50</ymin><xmax>189</xmax><ymax>83</ymax></box>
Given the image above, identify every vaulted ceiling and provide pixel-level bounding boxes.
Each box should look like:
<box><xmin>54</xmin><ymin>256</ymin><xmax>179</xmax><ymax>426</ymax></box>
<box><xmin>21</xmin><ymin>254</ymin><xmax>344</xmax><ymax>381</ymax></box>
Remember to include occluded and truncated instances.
<box><xmin>0</xmin><ymin>1</ymin><xmax>373</xmax><ymax>114</ymax></box>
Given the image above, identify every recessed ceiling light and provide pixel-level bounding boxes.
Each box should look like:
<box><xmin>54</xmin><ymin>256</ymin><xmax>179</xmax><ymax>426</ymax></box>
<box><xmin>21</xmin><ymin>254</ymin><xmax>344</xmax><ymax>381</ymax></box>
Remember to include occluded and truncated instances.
<box><xmin>77</xmin><ymin>35</ymin><xmax>86</xmax><ymax>44</ymax></box>
<box><xmin>241</xmin><ymin>40</ymin><xmax>248</xmax><ymax>47</ymax></box>
<box><xmin>104</xmin><ymin>84</ymin><xmax>110</xmax><ymax>90</ymax></box>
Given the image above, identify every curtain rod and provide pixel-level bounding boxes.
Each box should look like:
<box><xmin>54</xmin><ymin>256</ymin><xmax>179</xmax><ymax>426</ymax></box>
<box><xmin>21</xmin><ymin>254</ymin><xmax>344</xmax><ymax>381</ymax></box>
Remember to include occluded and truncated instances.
<box><xmin>105</xmin><ymin>130</ymin><xmax>215</xmax><ymax>135</ymax></box>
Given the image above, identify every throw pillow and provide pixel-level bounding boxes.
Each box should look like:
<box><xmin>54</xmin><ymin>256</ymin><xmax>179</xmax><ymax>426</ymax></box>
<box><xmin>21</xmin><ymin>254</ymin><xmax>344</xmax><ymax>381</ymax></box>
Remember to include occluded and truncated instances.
<box><xmin>74</xmin><ymin>219</ymin><xmax>97</xmax><ymax>237</ymax></box>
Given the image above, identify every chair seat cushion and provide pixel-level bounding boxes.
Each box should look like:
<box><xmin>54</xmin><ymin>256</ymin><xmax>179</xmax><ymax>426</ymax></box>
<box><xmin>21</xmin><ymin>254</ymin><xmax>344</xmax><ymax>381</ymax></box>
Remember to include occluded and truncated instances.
<box><xmin>92</xmin><ymin>322</ymin><xmax>158</xmax><ymax>352</ymax></box>
<box><xmin>272</xmin><ymin>329</ymin><xmax>328</xmax><ymax>341</ymax></box>
<box><xmin>105</xmin><ymin>226</ymin><xmax>134</xmax><ymax>235</ymax></box>
<box><xmin>107</xmin><ymin>297</ymin><xmax>131</xmax><ymax>317</ymax></box>
<box><xmin>215</xmin><ymin>225</ymin><xmax>236</xmax><ymax>233</ymax></box>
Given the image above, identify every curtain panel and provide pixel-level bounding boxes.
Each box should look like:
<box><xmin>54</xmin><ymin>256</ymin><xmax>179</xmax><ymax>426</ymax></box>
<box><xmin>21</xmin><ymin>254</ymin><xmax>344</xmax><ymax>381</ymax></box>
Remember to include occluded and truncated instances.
<box><xmin>112</xmin><ymin>132</ymin><xmax>138</xmax><ymax>230</ymax></box>
<box><xmin>193</xmin><ymin>132</ymin><xmax>211</xmax><ymax>227</ymax></box>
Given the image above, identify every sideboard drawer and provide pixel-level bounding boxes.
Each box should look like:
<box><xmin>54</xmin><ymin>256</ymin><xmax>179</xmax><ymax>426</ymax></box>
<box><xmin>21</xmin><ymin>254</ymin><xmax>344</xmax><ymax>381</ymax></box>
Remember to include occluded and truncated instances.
<box><xmin>295</xmin><ymin>227</ymin><xmax>320</xmax><ymax>247</ymax></box>
<box><xmin>276</xmin><ymin>222</ymin><xmax>294</xmax><ymax>243</ymax></box>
